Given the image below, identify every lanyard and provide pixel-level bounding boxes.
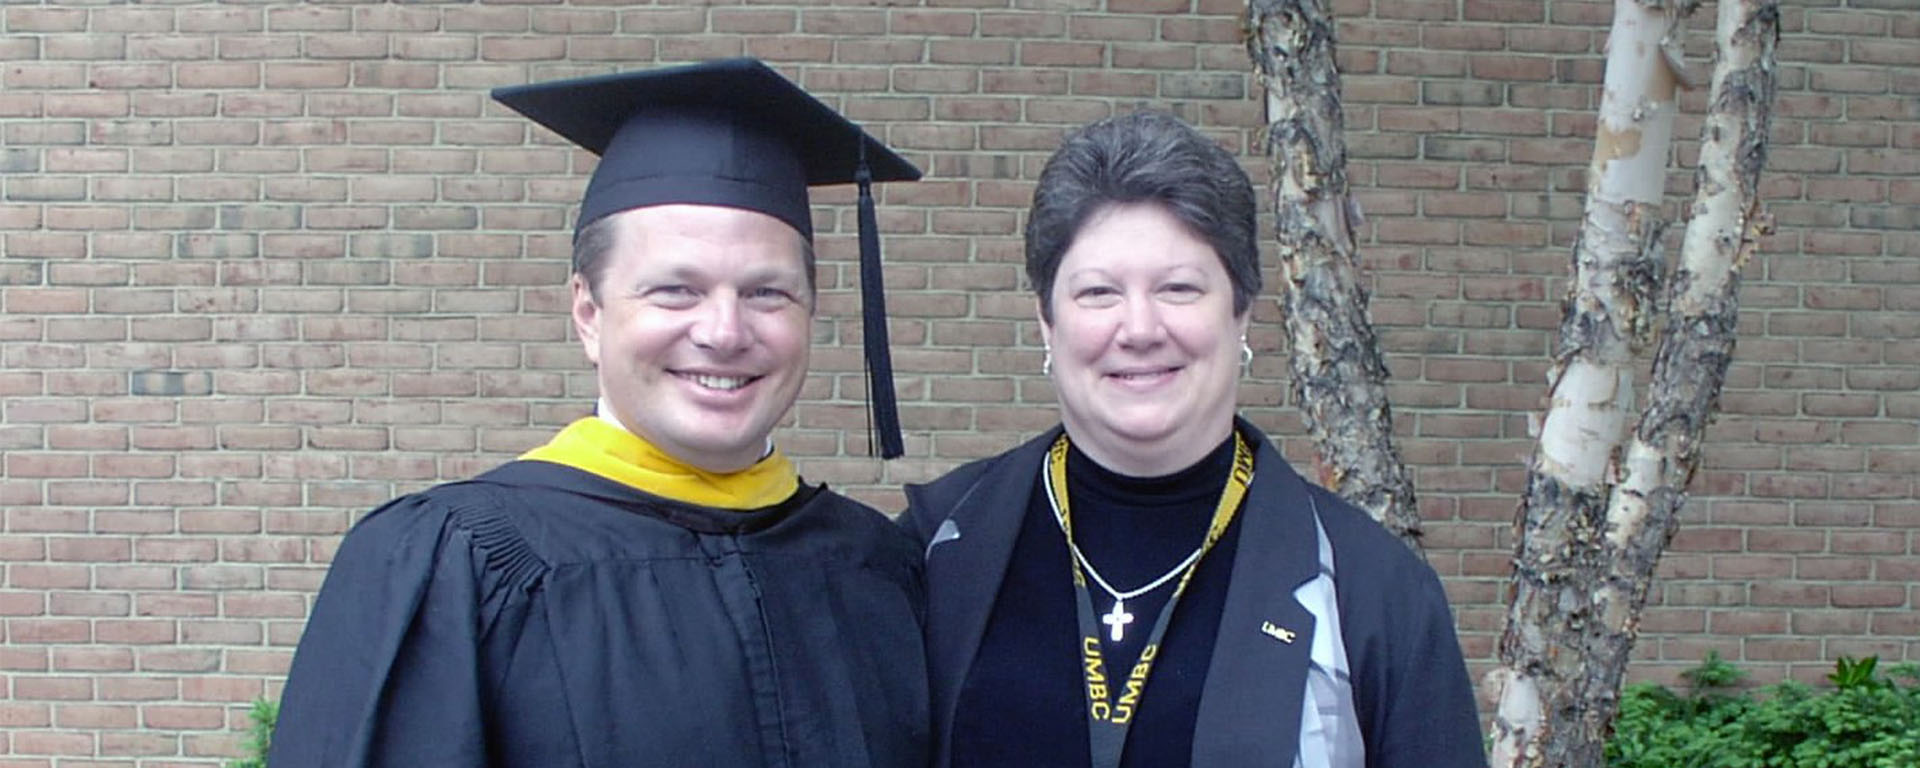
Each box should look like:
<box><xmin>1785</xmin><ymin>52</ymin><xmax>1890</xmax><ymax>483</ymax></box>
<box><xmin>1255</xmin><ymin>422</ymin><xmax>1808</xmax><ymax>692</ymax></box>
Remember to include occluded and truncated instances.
<box><xmin>1045</xmin><ymin>431</ymin><xmax>1253</xmax><ymax>768</ymax></box>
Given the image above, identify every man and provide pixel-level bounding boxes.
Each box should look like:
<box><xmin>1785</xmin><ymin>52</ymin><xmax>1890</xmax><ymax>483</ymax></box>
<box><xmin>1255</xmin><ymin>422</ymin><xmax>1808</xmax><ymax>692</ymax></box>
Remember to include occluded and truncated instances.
<box><xmin>269</xmin><ymin>59</ymin><xmax>929</xmax><ymax>767</ymax></box>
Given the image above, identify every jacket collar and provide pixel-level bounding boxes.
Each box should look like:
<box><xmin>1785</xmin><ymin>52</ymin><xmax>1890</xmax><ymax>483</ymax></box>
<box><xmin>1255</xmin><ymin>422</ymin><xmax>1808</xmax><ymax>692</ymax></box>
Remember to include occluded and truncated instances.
<box><xmin>1191</xmin><ymin>416</ymin><xmax>1323</xmax><ymax>763</ymax></box>
<box><xmin>913</xmin><ymin>426</ymin><xmax>1061</xmax><ymax>766</ymax></box>
<box><xmin>918</xmin><ymin>419</ymin><xmax>1327</xmax><ymax>765</ymax></box>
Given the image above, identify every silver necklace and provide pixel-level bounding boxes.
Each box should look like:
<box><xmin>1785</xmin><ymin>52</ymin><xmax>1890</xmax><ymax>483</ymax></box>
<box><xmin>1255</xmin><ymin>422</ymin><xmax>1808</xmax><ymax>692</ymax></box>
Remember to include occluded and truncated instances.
<box><xmin>1043</xmin><ymin>464</ymin><xmax>1207</xmax><ymax>643</ymax></box>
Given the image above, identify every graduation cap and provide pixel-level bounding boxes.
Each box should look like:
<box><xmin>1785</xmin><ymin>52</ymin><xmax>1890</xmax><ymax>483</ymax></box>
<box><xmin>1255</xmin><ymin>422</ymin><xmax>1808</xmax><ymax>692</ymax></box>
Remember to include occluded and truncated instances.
<box><xmin>492</xmin><ymin>58</ymin><xmax>919</xmax><ymax>459</ymax></box>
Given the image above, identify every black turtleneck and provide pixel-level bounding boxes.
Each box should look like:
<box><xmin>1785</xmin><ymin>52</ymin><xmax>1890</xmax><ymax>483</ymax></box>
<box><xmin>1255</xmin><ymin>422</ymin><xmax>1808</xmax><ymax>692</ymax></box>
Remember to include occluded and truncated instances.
<box><xmin>949</xmin><ymin>431</ymin><xmax>1246</xmax><ymax>767</ymax></box>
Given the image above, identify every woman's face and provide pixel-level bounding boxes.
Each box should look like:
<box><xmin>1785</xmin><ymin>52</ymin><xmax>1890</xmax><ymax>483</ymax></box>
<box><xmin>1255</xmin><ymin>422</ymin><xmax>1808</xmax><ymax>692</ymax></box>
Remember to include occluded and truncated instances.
<box><xmin>1040</xmin><ymin>202</ymin><xmax>1248</xmax><ymax>475</ymax></box>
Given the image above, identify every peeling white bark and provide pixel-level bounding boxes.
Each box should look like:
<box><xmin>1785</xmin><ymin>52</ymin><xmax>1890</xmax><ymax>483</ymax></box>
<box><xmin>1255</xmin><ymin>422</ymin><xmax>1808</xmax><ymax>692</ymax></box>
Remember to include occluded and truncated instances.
<box><xmin>1594</xmin><ymin>0</ymin><xmax>1683</xmax><ymax>207</ymax></box>
<box><xmin>1490</xmin><ymin>0</ymin><xmax>1702</xmax><ymax>766</ymax></box>
<box><xmin>1603</xmin><ymin>443</ymin><xmax>1662</xmax><ymax>549</ymax></box>
<box><xmin>1602</xmin><ymin>0</ymin><xmax>1779</xmax><ymax>657</ymax></box>
<box><xmin>1487</xmin><ymin>668</ymin><xmax>1543</xmax><ymax>767</ymax></box>
<box><xmin>1539</xmin><ymin>362</ymin><xmax>1634</xmax><ymax>488</ymax></box>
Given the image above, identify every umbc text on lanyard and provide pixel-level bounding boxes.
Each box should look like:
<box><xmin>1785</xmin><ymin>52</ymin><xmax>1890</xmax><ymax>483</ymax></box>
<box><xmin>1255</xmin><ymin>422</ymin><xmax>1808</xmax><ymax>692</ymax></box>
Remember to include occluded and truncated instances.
<box><xmin>1044</xmin><ymin>431</ymin><xmax>1254</xmax><ymax>768</ymax></box>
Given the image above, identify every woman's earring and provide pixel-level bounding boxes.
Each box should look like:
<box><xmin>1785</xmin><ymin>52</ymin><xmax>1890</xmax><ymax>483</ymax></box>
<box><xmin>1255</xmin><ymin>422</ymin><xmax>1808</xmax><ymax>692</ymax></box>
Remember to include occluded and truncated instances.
<box><xmin>1042</xmin><ymin>347</ymin><xmax>1053</xmax><ymax>377</ymax></box>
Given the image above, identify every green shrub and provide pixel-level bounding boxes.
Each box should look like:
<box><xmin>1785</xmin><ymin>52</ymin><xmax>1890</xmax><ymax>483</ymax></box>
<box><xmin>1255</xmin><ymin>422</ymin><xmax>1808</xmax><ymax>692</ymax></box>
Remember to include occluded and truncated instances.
<box><xmin>1609</xmin><ymin>653</ymin><xmax>1920</xmax><ymax>768</ymax></box>
<box><xmin>229</xmin><ymin>697</ymin><xmax>278</xmax><ymax>768</ymax></box>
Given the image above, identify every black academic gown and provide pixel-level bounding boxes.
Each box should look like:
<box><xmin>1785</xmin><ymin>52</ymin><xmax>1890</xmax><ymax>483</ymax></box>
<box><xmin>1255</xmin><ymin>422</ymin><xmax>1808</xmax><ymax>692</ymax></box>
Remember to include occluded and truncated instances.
<box><xmin>270</xmin><ymin>460</ymin><xmax>930</xmax><ymax>768</ymax></box>
<box><xmin>900</xmin><ymin>419</ymin><xmax>1484</xmax><ymax>768</ymax></box>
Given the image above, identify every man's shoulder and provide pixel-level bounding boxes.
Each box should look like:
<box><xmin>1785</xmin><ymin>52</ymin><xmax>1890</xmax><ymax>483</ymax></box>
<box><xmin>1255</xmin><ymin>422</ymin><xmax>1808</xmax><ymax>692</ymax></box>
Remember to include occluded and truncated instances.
<box><xmin>338</xmin><ymin>465</ymin><xmax>564</xmax><ymax>558</ymax></box>
<box><xmin>351</xmin><ymin>471</ymin><xmax>512</xmax><ymax>525</ymax></box>
<box><xmin>798</xmin><ymin>485</ymin><xmax>923</xmax><ymax>563</ymax></box>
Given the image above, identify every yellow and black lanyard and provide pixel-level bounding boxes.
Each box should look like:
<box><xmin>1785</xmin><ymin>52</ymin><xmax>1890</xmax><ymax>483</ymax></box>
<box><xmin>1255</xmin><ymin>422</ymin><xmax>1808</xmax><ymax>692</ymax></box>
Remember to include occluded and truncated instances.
<box><xmin>1044</xmin><ymin>432</ymin><xmax>1253</xmax><ymax>768</ymax></box>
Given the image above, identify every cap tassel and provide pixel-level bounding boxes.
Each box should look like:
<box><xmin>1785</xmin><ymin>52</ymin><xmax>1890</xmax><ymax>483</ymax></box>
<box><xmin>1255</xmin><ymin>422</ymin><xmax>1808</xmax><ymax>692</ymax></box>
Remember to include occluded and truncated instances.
<box><xmin>856</xmin><ymin>148</ymin><xmax>904</xmax><ymax>459</ymax></box>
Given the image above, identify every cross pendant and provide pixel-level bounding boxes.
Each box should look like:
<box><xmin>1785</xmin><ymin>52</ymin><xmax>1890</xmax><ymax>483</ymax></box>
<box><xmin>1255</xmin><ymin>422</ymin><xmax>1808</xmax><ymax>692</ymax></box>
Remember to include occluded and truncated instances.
<box><xmin>1101</xmin><ymin>600</ymin><xmax>1134</xmax><ymax>643</ymax></box>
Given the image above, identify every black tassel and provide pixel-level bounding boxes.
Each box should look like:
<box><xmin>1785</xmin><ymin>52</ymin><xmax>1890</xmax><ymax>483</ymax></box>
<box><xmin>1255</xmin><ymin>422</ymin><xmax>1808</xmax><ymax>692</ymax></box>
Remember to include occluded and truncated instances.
<box><xmin>855</xmin><ymin>148</ymin><xmax>904</xmax><ymax>459</ymax></box>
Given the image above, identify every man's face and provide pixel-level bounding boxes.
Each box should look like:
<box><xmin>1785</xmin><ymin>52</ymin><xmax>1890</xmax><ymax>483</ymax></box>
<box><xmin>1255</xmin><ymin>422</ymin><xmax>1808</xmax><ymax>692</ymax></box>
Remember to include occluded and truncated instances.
<box><xmin>572</xmin><ymin>204</ymin><xmax>813</xmax><ymax>473</ymax></box>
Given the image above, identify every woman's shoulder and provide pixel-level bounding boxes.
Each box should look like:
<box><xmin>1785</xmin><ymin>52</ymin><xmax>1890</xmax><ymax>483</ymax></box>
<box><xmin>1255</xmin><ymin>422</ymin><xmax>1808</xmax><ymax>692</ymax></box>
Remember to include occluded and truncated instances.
<box><xmin>1236</xmin><ymin>427</ymin><xmax>1429</xmax><ymax>581</ymax></box>
<box><xmin>906</xmin><ymin>452</ymin><xmax>1010</xmax><ymax>506</ymax></box>
<box><xmin>1242</xmin><ymin>438</ymin><xmax>1441</xmax><ymax>599</ymax></box>
<box><xmin>900</xmin><ymin>428</ymin><xmax>1056</xmax><ymax>534</ymax></box>
<box><xmin>1290</xmin><ymin>479</ymin><xmax>1457</xmax><ymax>628</ymax></box>
<box><xmin>897</xmin><ymin>452</ymin><xmax>1009</xmax><ymax>545</ymax></box>
<box><xmin>1303</xmin><ymin>484</ymin><xmax>1429</xmax><ymax>576</ymax></box>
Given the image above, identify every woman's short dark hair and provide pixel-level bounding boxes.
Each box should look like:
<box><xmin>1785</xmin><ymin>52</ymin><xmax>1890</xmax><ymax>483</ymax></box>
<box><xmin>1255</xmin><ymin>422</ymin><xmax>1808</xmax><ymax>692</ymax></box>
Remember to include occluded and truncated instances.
<box><xmin>571</xmin><ymin>209</ymin><xmax>816</xmax><ymax>304</ymax></box>
<box><xmin>1025</xmin><ymin>111</ymin><xmax>1260</xmax><ymax>321</ymax></box>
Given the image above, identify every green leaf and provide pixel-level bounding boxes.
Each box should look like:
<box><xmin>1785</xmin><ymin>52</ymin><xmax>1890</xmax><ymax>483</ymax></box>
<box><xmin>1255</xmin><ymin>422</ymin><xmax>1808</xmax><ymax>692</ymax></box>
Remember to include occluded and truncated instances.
<box><xmin>227</xmin><ymin>697</ymin><xmax>278</xmax><ymax>768</ymax></box>
<box><xmin>1609</xmin><ymin>655</ymin><xmax>1920</xmax><ymax>768</ymax></box>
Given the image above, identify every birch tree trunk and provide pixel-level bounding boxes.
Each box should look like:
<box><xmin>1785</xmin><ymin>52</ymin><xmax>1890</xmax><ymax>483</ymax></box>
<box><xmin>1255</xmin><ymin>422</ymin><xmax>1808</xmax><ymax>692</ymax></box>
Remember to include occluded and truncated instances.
<box><xmin>1488</xmin><ymin>0</ymin><xmax>1780</xmax><ymax>765</ymax></box>
<box><xmin>1247</xmin><ymin>0</ymin><xmax>1423</xmax><ymax>553</ymax></box>
<box><xmin>1595</xmin><ymin>0</ymin><xmax>1780</xmax><ymax>748</ymax></box>
<box><xmin>1486</xmin><ymin>0</ymin><xmax>1694</xmax><ymax>764</ymax></box>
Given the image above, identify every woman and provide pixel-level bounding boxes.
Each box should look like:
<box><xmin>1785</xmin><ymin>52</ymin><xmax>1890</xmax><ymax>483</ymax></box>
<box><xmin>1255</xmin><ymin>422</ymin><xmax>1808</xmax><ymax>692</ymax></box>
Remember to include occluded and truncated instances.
<box><xmin>902</xmin><ymin>111</ymin><xmax>1484</xmax><ymax>767</ymax></box>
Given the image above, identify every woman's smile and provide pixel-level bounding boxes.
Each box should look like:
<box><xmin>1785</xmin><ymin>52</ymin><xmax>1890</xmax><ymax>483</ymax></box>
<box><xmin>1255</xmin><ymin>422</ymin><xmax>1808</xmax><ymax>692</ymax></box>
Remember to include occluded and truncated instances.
<box><xmin>1041</xmin><ymin>202</ymin><xmax>1249</xmax><ymax>478</ymax></box>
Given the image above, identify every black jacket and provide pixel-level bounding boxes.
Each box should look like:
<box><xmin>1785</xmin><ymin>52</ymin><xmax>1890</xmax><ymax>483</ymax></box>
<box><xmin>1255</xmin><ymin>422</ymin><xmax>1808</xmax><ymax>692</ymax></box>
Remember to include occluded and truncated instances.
<box><xmin>901</xmin><ymin>419</ymin><xmax>1484</xmax><ymax>768</ymax></box>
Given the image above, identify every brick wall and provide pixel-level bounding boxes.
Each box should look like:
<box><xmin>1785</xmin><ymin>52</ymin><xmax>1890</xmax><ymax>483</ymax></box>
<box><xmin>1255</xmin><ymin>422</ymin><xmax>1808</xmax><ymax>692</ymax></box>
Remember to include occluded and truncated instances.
<box><xmin>1</xmin><ymin>0</ymin><xmax>1913</xmax><ymax>763</ymax></box>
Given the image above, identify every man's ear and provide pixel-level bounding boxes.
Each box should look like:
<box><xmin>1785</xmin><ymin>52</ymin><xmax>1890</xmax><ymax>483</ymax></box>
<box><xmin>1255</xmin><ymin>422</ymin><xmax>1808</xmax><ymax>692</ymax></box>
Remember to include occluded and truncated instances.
<box><xmin>571</xmin><ymin>274</ymin><xmax>602</xmax><ymax>366</ymax></box>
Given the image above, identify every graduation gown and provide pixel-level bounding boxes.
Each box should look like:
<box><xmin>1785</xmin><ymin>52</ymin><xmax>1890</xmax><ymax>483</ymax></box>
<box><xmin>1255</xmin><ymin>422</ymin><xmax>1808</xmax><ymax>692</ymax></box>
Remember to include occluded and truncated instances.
<box><xmin>900</xmin><ymin>419</ymin><xmax>1484</xmax><ymax>768</ymax></box>
<box><xmin>270</xmin><ymin>459</ymin><xmax>930</xmax><ymax>768</ymax></box>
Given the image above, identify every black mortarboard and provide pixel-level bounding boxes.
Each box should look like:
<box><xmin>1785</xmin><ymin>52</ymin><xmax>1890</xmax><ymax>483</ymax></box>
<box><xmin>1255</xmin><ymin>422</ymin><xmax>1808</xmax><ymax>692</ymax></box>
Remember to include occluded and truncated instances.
<box><xmin>492</xmin><ymin>58</ymin><xmax>920</xmax><ymax>459</ymax></box>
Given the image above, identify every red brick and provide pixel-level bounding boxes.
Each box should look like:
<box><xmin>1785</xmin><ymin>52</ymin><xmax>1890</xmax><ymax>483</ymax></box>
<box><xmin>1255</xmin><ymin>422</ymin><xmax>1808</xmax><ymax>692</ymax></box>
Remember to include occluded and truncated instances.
<box><xmin>180</xmin><ymin>677</ymin><xmax>262</xmax><ymax>703</ymax></box>
<box><xmin>1832</xmin><ymin>585</ymin><xmax>1906</xmax><ymax>609</ymax></box>
<box><xmin>98</xmin><ymin>675</ymin><xmax>178</xmax><ymax>700</ymax></box>
<box><xmin>136</xmin><ymin>593</ymin><xmax>218</xmax><ymax>618</ymax></box>
<box><xmin>1374</xmin><ymin>0</ymin><xmax>1453</xmax><ymax>19</ymax></box>
<box><xmin>890</xmin><ymin>10</ymin><xmax>975</xmax><ymax>36</ymax></box>
<box><xmin>11</xmin><ymin>620</ymin><xmax>92</xmax><ymax>645</ymax></box>
<box><xmin>0</xmin><ymin>702</ymin><xmax>52</xmax><ymax>727</ymax></box>
<box><xmin>1069</xmin><ymin>70</ymin><xmax>1155</xmax><ymax>97</ymax></box>
<box><xmin>711</xmin><ymin>8</ymin><xmax>794</xmax><ymax>34</ymax></box>
<box><xmin>143</xmin><ymin>704</ymin><xmax>227</xmax><ymax>731</ymax></box>
<box><xmin>931</xmin><ymin>39</ymin><xmax>1015</xmax><ymax>66</ymax></box>
<box><xmin>1465</xmin><ymin>0</ymin><xmax>1544</xmax><ymax>22</ymax></box>
<box><xmin>799</xmin><ymin>9</ymin><xmax>884</xmax><ymax>35</ymax></box>
<box><xmin>54</xmin><ymin>703</ymin><xmax>138</xmax><ymax>729</ymax></box>
<box><xmin>1158</xmin><ymin>16</ymin><xmax>1238</xmax><ymax>43</ymax></box>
